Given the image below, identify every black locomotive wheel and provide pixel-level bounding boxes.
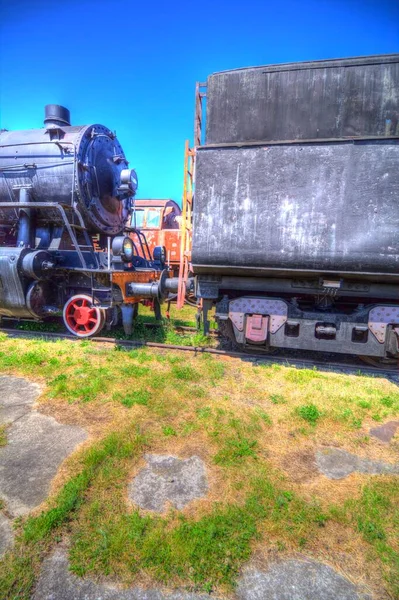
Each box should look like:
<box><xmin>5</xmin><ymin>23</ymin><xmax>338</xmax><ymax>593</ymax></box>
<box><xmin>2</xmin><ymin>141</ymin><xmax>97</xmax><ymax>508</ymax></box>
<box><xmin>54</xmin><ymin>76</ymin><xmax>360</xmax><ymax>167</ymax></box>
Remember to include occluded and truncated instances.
<box><xmin>359</xmin><ymin>355</ymin><xmax>399</xmax><ymax>371</ymax></box>
<box><xmin>217</xmin><ymin>319</ymin><xmax>241</xmax><ymax>351</ymax></box>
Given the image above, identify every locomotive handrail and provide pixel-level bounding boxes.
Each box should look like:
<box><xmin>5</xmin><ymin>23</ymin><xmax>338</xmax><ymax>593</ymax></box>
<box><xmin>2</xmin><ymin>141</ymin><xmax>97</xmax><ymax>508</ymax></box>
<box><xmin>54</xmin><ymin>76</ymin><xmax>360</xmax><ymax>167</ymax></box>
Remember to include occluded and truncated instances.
<box><xmin>0</xmin><ymin>161</ymin><xmax>75</xmax><ymax>170</ymax></box>
<box><xmin>0</xmin><ymin>137</ymin><xmax>79</xmax><ymax>209</ymax></box>
<box><xmin>0</xmin><ymin>201</ymin><xmax>88</xmax><ymax>269</ymax></box>
<box><xmin>124</xmin><ymin>226</ymin><xmax>152</xmax><ymax>261</ymax></box>
<box><xmin>0</xmin><ymin>141</ymin><xmax>76</xmax><ymax>149</ymax></box>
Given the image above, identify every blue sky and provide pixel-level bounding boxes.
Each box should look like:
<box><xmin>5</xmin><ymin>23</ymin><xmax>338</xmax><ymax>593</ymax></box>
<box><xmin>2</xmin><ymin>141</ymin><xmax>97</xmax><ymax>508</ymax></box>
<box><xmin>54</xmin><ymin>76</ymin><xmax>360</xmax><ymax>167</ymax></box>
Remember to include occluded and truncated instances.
<box><xmin>1</xmin><ymin>0</ymin><xmax>398</xmax><ymax>203</ymax></box>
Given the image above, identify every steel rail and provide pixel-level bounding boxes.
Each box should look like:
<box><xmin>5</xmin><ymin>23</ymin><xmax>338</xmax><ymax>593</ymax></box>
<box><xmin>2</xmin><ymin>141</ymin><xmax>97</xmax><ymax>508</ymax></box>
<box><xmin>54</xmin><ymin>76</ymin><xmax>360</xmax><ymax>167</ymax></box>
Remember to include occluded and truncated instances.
<box><xmin>0</xmin><ymin>326</ymin><xmax>397</xmax><ymax>382</ymax></box>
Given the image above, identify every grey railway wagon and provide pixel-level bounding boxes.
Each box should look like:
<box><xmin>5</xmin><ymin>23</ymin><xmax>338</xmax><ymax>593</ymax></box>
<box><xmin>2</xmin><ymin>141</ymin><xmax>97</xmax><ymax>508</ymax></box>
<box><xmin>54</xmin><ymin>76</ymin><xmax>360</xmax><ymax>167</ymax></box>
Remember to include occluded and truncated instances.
<box><xmin>192</xmin><ymin>55</ymin><xmax>399</xmax><ymax>280</ymax></box>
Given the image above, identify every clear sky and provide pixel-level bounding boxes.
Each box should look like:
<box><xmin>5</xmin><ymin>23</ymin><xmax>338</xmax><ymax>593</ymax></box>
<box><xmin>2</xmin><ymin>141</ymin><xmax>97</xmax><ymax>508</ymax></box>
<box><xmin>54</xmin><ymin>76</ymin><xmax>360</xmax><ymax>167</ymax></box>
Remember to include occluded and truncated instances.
<box><xmin>0</xmin><ymin>0</ymin><xmax>398</xmax><ymax>204</ymax></box>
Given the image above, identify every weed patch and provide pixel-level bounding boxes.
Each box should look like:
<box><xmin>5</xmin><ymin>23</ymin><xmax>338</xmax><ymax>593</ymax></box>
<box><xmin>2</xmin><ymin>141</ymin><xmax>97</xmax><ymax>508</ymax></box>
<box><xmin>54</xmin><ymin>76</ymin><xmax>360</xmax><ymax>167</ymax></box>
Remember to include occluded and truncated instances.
<box><xmin>171</xmin><ymin>364</ymin><xmax>200</xmax><ymax>381</ymax></box>
<box><xmin>296</xmin><ymin>404</ymin><xmax>322</xmax><ymax>425</ymax></box>
<box><xmin>270</xmin><ymin>393</ymin><xmax>286</xmax><ymax>404</ymax></box>
<box><xmin>214</xmin><ymin>436</ymin><xmax>258</xmax><ymax>466</ymax></box>
<box><xmin>162</xmin><ymin>426</ymin><xmax>177</xmax><ymax>436</ymax></box>
<box><xmin>113</xmin><ymin>390</ymin><xmax>150</xmax><ymax>408</ymax></box>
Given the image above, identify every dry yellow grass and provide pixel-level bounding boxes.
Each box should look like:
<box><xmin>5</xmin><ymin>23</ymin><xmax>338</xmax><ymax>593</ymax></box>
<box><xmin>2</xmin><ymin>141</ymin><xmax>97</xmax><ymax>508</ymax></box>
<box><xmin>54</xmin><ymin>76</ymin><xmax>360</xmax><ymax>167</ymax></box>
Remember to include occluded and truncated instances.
<box><xmin>0</xmin><ymin>332</ymin><xmax>398</xmax><ymax>597</ymax></box>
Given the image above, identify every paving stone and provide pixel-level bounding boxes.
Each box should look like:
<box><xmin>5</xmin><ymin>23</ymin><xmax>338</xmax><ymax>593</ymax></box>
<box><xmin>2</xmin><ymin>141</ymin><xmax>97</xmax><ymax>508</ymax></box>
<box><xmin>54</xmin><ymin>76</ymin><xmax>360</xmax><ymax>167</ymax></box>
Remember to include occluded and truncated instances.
<box><xmin>0</xmin><ymin>376</ymin><xmax>88</xmax><ymax>517</ymax></box>
<box><xmin>32</xmin><ymin>547</ymin><xmax>215</xmax><ymax>600</ymax></box>
<box><xmin>370</xmin><ymin>421</ymin><xmax>399</xmax><ymax>444</ymax></box>
<box><xmin>0</xmin><ymin>375</ymin><xmax>41</xmax><ymax>424</ymax></box>
<box><xmin>0</xmin><ymin>512</ymin><xmax>14</xmax><ymax>557</ymax></box>
<box><xmin>33</xmin><ymin>550</ymin><xmax>372</xmax><ymax>600</ymax></box>
<box><xmin>237</xmin><ymin>559</ymin><xmax>371</xmax><ymax>600</ymax></box>
<box><xmin>129</xmin><ymin>454</ymin><xmax>208</xmax><ymax>512</ymax></box>
<box><xmin>316</xmin><ymin>447</ymin><xmax>399</xmax><ymax>480</ymax></box>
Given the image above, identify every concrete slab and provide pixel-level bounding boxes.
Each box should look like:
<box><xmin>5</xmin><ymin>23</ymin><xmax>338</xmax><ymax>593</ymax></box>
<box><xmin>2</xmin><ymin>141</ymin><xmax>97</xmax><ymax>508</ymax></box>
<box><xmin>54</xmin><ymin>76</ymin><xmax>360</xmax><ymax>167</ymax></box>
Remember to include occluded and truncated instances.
<box><xmin>316</xmin><ymin>447</ymin><xmax>399</xmax><ymax>480</ymax></box>
<box><xmin>0</xmin><ymin>376</ymin><xmax>87</xmax><ymax>517</ymax></box>
<box><xmin>0</xmin><ymin>375</ymin><xmax>41</xmax><ymax>424</ymax></box>
<box><xmin>0</xmin><ymin>512</ymin><xmax>13</xmax><ymax>557</ymax></box>
<box><xmin>33</xmin><ymin>550</ymin><xmax>372</xmax><ymax>600</ymax></box>
<box><xmin>237</xmin><ymin>559</ymin><xmax>371</xmax><ymax>600</ymax></box>
<box><xmin>129</xmin><ymin>455</ymin><xmax>208</xmax><ymax>513</ymax></box>
<box><xmin>370</xmin><ymin>421</ymin><xmax>399</xmax><ymax>444</ymax></box>
<box><xmin>32</xmin><ymin>547</ymin><xmax>213</xmax><ymax>600</ymax></box>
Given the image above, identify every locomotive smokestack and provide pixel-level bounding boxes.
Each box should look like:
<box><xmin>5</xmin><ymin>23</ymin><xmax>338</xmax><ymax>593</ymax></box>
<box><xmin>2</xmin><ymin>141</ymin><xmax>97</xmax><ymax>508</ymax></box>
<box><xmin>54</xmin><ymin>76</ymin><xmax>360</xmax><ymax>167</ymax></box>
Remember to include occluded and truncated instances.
<box><xmin>44</xmin><ymin>104</ymin><xmax>71</xmax><ymax>127</ymax></box>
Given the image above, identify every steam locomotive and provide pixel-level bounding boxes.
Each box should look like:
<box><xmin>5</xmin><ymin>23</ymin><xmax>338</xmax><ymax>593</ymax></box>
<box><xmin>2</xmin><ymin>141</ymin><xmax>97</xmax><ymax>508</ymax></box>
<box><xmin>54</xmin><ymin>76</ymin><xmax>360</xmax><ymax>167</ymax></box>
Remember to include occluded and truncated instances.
<box><xmin>0</xmin><ymin>105</ymin><xmax>178</xmax><ymax>337</ymax></box>
<box><xmin>192</xmin><ymin>54</ymin><xmax>399</xmax><ymax>365</ymax></box>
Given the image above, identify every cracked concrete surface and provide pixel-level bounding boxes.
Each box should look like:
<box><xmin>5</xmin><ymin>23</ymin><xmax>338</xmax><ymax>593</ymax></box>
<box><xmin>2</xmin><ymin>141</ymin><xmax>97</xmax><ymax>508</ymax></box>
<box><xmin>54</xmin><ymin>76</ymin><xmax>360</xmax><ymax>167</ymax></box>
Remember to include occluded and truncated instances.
<box><xmin>0</xmin><ymin>376</ymin><xmax>87</xmax><ymax>517</ymax></box>
<box><xmin>32</xmin><ymin>549</ymin><xmax>371</xmax><ymax>600</ymax></box>
<box><xmin>237</xmin><ymin>559</ymin><xmax>371</xmax><ymax>600</ymax></box>
<box><xmin>32</xmin><ymin>547</ymin><xmax>213</xmax><ymax>600</ymax></box>
<box><xmin>315</xmin><ymin>447</ymin><xmax>399</xmax><ymax>480</ymax></box>
<box><xmin>370</xmin><ymin>421</ymin><xmax>399</xmax><ymax>444</ymax></box>
<box><xmin>0</xmin><ymin>512</ymin><xmax>13</xmax><ymax>557</ymax></box>
<box><xmin>129</xmin><ymin>454</ymin><xmax>208</xmax><ymax>512</ymax></box>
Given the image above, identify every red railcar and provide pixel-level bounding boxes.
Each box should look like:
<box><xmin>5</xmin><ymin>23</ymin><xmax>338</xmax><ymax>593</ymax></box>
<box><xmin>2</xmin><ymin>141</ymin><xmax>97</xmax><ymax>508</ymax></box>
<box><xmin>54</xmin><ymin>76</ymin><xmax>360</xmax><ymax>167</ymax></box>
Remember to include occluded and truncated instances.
<box><xmin>131</xmin><ymin>199</ymin><xmax>182</xmax><ymax>276</ymax></box>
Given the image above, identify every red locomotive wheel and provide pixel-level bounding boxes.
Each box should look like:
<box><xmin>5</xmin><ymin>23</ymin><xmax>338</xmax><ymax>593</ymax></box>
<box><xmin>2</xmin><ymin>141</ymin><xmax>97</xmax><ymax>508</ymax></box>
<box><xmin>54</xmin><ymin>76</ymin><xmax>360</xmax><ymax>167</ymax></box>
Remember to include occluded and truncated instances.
<box><xmin>63</xmin><ymin>295</ymin><xmax>105</xmax><ymax>338</ymax></box>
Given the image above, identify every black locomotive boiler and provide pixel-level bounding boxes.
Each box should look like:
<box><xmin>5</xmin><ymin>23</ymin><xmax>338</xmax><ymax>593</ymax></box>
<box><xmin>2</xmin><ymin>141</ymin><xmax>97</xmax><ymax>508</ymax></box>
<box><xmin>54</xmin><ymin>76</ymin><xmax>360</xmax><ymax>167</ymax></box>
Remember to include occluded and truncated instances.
<box><xmin>192</xmin><ymin>54</ymin><xmax>399</xmax><ymax>364</ymax></box>
<box><xmin>0</xmin><ymin>105</ymin><xmax>176</xmax><ymax>337</ymax></box>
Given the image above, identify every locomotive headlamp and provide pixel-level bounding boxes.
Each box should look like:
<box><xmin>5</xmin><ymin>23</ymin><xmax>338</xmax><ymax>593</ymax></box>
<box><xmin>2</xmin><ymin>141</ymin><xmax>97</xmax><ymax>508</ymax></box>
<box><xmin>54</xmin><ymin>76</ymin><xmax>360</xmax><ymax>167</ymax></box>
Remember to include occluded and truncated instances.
<box><xmin>120</xmin><ymin>168</ymin><xmax>138</xmax><ymax>194</ymax></box>
<box><xmin>153</xmin><ymin>245</ymin><xmax>166</xmax><ymax>266</ymax></box>
<box><xmin>112</xmin><ymin>236</ymin><xmax>135</xmax><ymax>262</ymax></box>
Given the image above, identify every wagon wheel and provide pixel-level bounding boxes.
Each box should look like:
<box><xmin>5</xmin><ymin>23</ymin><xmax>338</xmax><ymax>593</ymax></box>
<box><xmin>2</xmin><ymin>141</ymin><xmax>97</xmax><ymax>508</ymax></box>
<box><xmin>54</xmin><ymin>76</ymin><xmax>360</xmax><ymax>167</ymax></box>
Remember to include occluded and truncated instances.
<box><xmin>63</xmin><ymin>294</ymin><xmax>105</xmax><ymax>338</ymax></box>
<box><xmin>359</xmin><ymin>355</ymin><xmax>398</xmax><ymax>371</ymax></box>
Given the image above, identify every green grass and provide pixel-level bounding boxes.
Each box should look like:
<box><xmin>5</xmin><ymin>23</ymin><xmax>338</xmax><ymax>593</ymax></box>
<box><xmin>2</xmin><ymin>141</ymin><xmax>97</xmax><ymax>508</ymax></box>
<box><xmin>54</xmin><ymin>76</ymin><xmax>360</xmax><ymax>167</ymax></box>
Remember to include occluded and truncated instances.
<box><xmin>113</xmin><ymin>390</ymin><xmax>151</xmax><ymax>408</ymax></box>
<box><xmin>171</xmin><ymin>364</ymin><xmax>200</xmax><ymax>381</ymax></box>
<box><xmin>7</xmin><ymin>302</ymin><xmax>214</xmax><ymax>348</ymax></box>
<box><xmin>0</xmin><ymin>429</ymin><xmax>146</xmax><ymax>600</ymax></box>
<box><xmin>214</xmin><ymin>436</ymin><xmax>258</xmax><ymax>466</ymax></box>
<box><xmin>0</xmin><ymin>334</ymin><xmax>398</xmax><ymax>597</ymax></box>
<box><xmin>67</xmin><ymin>464</ymin><xmax>328</xmax><ymax>592</ymax></box>
<box><xmin>0</xmin><ymin>425</ymin><xmax>7</xmax><ymax>447</ymax></box>
<box><xmin>269</xmin><ymin>393</ymin><xmax>286</xmax><ymax>404</ymax></box>
<box><xmin>296</xmin><ymin>404</ymin><xmax>322</xmax><ymax>424</ymax></box>
<box><xmin>254</xmin><ymin>407</ymin><xmax>272</xmax><ymax>425</ymax></box>
<box><xmin>162</xmin><ymin>426</ymin><xmax>177</xmax><ymax>436</ymax></box>
<box><xmin>333</xmin><ymin>478</ymin><xmax>399</xmax><ymax>596</ymax></box>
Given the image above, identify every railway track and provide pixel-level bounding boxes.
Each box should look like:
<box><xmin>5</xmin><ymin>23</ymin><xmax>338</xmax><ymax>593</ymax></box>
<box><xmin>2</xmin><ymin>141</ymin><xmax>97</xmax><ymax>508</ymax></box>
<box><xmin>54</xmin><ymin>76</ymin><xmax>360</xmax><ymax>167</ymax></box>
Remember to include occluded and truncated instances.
<box><xmin>1</xmin><ymin>325</ymin><xmax>397</xmax><ymax>382</ymax></box>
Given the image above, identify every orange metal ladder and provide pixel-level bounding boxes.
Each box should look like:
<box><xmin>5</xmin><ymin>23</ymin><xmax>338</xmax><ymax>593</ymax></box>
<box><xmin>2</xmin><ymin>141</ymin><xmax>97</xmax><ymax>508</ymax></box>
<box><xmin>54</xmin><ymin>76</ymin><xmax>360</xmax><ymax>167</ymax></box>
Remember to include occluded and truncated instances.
<box><xmin>177</xmin><ymin>82</ymin><xmax>206</xmax><ymax>309</ymax></box>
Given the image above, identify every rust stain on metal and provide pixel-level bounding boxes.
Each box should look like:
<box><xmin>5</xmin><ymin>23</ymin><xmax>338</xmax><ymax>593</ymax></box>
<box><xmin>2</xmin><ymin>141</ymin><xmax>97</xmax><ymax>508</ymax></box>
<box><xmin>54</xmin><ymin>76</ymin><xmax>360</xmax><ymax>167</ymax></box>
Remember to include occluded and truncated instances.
<box><xmin>132</xmin><ymin>199</ymin><xmax>182</xmax><ymax>274</ymax></box>
<box><xmin>112</xmin><ymin>271</ymin><xmax>160</xmax><ymax>303</ymax></box>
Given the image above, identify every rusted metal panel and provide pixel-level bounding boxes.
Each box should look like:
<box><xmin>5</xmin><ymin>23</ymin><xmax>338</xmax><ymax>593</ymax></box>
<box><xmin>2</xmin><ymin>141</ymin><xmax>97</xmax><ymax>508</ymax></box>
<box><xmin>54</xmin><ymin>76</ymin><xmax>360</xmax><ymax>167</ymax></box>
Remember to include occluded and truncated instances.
<box><xmin>111</xmin><ymin>271</ymin><xmax>161</xmax><ymax>304</ymax></box>
<box><xmin>206</xmin><ymin>55</ymin><xmax>399</xmax><ymax>144</ymax></box>
<box><xmin>144</xmin><ymin>229</ymin><xmax>181</xmax><ymax>265</ymax></box>
<box><xmin>192</xmin><ymin>140</ymin><xmax>399</xmax><ymax>277</ymax></box>
<box><xmin>131</xmin><ymin>199</ymin><xmax>181</xmax><ymax>270</ymax></box>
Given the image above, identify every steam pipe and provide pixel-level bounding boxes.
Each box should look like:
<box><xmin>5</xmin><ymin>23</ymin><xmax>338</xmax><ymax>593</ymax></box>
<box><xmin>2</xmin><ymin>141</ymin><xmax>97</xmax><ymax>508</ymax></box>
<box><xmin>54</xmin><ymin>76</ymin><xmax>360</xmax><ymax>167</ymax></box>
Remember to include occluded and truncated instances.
<box><xmin>17</xmin><ymin>188</ymin><xmax>32</xmax><ymax>248</ymax></box>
